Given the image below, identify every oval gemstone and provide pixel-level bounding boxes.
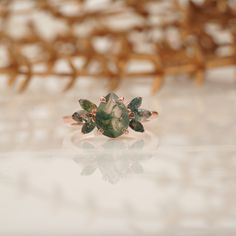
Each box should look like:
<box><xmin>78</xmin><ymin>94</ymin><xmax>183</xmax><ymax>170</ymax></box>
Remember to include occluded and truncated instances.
<box><xmin>95</xmin><ymin>93</ymin><xmax>129</xmax><ymax>138</ymax></box>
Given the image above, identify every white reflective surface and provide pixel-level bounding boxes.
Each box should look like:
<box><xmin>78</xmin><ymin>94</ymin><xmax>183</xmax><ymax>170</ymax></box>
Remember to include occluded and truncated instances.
<box><xmin>0</xmin><ymin>77</ymin><xmax>236</xmax><ymax>235</ymax></box>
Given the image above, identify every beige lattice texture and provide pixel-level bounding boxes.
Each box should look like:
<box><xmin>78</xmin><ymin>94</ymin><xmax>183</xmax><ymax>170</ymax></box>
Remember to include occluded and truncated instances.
<box><xmin>0</xmin><ymin>0</ymin><xmax>236</xmax><ymax>93</ymax></box>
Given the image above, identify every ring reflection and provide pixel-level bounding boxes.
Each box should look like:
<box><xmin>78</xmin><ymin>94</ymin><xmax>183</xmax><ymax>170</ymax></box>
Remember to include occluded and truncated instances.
<box><xmin>63</xmin><ymin>131</ymin><xmax>158</xmax><ymax>184</ymax></box>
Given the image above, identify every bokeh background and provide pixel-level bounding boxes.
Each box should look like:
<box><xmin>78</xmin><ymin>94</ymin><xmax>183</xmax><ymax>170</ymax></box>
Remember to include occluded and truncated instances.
<box><xmin>0</xmin><ymin>0</ymin><xmax>236</xmax><ymax>235</ymax></box>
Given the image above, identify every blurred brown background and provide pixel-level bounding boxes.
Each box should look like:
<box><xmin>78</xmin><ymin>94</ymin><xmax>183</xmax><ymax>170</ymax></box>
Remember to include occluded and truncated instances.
<box><xmin>1</xmin><ymin>0</ymin><xmax>236</xmax><ymax>93</ymax></box>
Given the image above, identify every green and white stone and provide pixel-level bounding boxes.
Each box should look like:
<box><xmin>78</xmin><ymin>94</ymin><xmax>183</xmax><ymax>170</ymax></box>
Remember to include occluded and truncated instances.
<box><xmin>127</xmin><ymin>97</ymin><xmax>142</xmax><ymax>111</ymax></box>
<box><xmin>129</xmin><ymin>119</ymin><xmax>144</xmax><ymax>132</ymax></box>
<box><xmin>82</xmin><ymin>121</ymin><xmax>95</xmax><ymax>134</ymax></box>
<box><xmin>95</xmin><ymin>92</ymin><xmax>129</xmax><ymax>138</ymax></box>
<box><xmin>72</xmin><ymin>110</ymin><xmax>89</xmax><ymax>122</ymax></box>
<box><xmin>134</xmin><ymin>109</ymin><xmax>152</xmax><ymax>122</ymax></box>
<box><xmin>79</xmin><ymin>99</ymin><xmax>97</xmax><ymax>112</ymax></box>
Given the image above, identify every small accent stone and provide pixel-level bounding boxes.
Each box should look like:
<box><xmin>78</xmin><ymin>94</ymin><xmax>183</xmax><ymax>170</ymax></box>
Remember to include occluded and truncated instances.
<box><xmin>72</xmin><ymin>110</ymin><xmax>89</xmax><ymax>122</ymax></box>
<box><xmin>129</xmin><ymin>119</ymin><xmax>144</xmax><ymax>132</ymax></box>
<box><xmin>127</xmin><ymin>97</ymin><xmax>142</xmax><ymax>111</ymax></box>
<box><xmin>82</xmin><ymin>121</ymin><xmax>95</xmax><ymax>134</ymax></box>
<box><xmin>135</xmin><ymin>109</ymin><xmax>152</xmax><ymax>121</ymax></box>
<box><xmin>95</xmin><ymin>92</ymin><xmax>129</xmax><ymax>138</ymax></box>
<box><xmin>79</xmin><ymin>99</ymin><xmax>97</xmax><ymax>112</ymax></box>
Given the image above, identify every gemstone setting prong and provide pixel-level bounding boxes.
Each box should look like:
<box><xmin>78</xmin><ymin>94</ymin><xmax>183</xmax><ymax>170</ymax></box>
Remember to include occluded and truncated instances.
<box><xmin>118</xmin><ymin>96</ymin><xmax>124</xmax><ymax>102</ymax></box>
<box><xmin>122</xmin><ymin>128</ymin><xmax>129</xmax><ymax>135</ymax></box>
<box><xmin>97</xmin><ymin>128</ymin><xmax>104</xmax><ymax>135</ymax></box>
<box><xmin>151</xmin><ymin>111</ymin><xmax>159</xmax><ymax>119</ymax></box>
<box><xmin>100</xmin><ymin>96</ymin><xmax>106</xmax><ymax>103</ymax></box>
<box><xmin>128</xmin><ymin>112</ymin><xmax>135</xmax><ymax>119</ymax></box>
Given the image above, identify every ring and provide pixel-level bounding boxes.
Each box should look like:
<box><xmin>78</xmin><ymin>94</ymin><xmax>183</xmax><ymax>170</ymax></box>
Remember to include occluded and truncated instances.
<box><xmin>63</xmin><ymin>92</ymin><xmax>158</xmax><ymax>138</ymax></box>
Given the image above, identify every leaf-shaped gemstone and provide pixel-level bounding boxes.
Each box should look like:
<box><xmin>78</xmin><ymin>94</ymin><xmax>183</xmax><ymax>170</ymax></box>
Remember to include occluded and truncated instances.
<box><xmin>127</xmin><ymin>97</ymin><xmax>142</xmax><ymax>111</ymax></box>
<box><xmin>72</xmin><ymin>110</ymin><xmax>89</xmax><ymax>122</ymax></box>
<box><xmin>96</xmin><ymin>92</ymin><xmax>129</xmax><ymax>138</ymax></box>
<box><xmin>79</xmin><ymin>99</ymin><xmax>97</xmax><ymax>112</ymax></box>
<box><xmin>129</xmin><ymin>119</ymin><xmax>144</xmax><ymax>132</ymax></box>
<box><xmin>81</xmin><ymin>121</ymin><xmax>95</xmax><ymax>134</ymax></box>
<box><xmin>135</xmin><ymin>109</ymin><xmax>152</xmax><ymax>121</ymax></box>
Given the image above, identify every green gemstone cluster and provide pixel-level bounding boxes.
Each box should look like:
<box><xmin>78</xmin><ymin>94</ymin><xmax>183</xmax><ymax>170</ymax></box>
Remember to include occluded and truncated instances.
<box><xmin>72</xmin><ymin>92</ymin><xmax>154</xmax><ymax>138</ymax></box>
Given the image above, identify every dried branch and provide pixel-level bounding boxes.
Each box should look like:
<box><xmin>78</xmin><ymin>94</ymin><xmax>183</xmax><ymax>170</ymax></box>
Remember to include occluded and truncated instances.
<box><xmin>0</xmin><ymin>0</ymin><xmax>236</xmax><ymax>93</ymax></box>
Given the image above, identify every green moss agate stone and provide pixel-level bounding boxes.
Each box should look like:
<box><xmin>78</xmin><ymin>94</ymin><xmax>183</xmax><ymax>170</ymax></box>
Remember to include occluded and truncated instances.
<box><xmin>79</xmin><ymin>99</ymin><xmax>97</xmax><ymax>112</ymax></box>
<box><xmin>134</xmin><ymin>109</ymin><xmax>152</xmax><ymax>122</ymax></box>
<box><xmin>95</xmin><ymin>92</ymin><xmax>129</xmax><ymax>138</ymax></box>
<box><xmin>129</xmin><ymin>119</ymin><xmax>144</xmax><ymax>132</ymax></box>
<box><xmin>127</xmin><ymin>97</ymin><xmax>142</xmax><ymax>111</ymax></box>
<box><xmin>82</xmin><ymin>121</ymin><xmax>95</xmax><ymax>134</ymax></box>
<box><xmin>72</xmin><ymin>110</ymin><xmax>89</xmax><ymax>122</ymax></box>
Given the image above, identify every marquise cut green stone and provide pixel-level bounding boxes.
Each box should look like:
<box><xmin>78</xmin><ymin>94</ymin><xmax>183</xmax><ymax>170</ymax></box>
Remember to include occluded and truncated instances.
<box><xmin>95</xmin><ymin>92</ymin><xmax>129</xmax><ymax>138</ymax></box>
<box><xmin>79</xmin><ymin>99</ymin><xmax>97</xmax><ymax>112</ymax></box>
<box><xmin>72</xmin><ymin>110</ymin><xmax>89</xmax><ymax>122</ymax></box>
<box><xmin>82</xmin><ymin>121</ymin><xmax>95</xmax><ymax>134</ymax></box>
<box><xmin>127</xmin><ymin>97</ymin><xmax>142</xmax><ymax>111</ymax></box>
<box><xmin>129</xmin><ymin>119</ymin><xmax>144</xmax><ymax>132</ymax></box>
<box><xmin>134</xmin><ymin>109</ymin><xmax>152</xmax><ymax>122</ymax></box>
